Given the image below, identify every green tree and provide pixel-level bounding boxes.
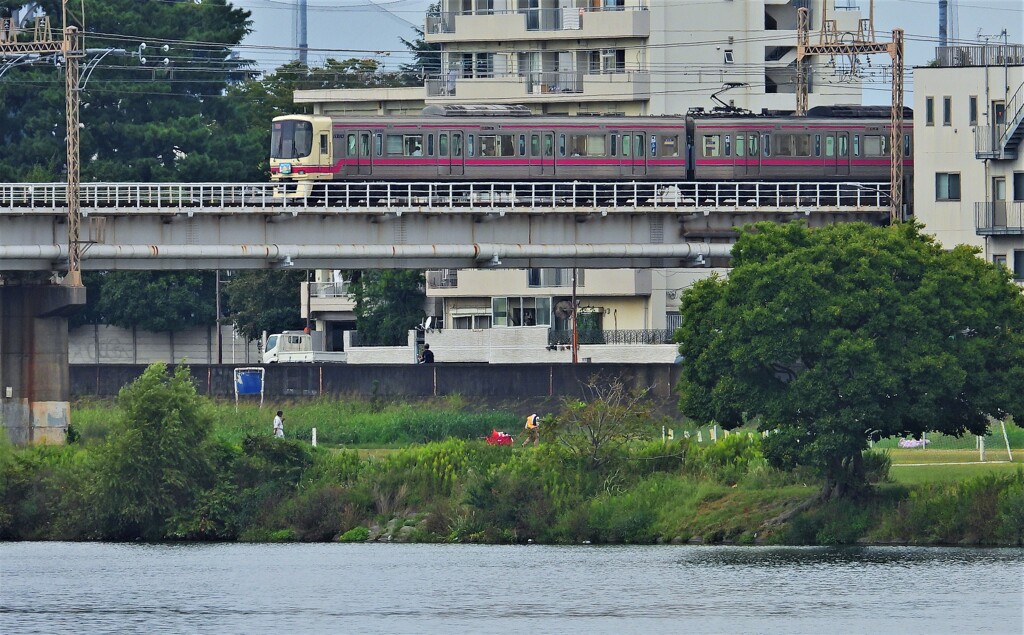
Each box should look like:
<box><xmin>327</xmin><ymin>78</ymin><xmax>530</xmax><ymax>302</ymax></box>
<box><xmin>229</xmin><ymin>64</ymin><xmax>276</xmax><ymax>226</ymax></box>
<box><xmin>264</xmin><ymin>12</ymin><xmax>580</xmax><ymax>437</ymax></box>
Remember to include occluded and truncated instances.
<box><xmin>398</xmin><ymin>2</ymin><xmax>442</xmax><ymax>86</ymax></box>
<box><xmin>95</xmin><ymin>271</ymin><xmax>216</xmax><ymax>333</ymax></box>
<box><xmin>0</xmin><ymin>0</ymin><xmax>253</xmax><ymax>183</ymax></box>
<box><xmin>223</xmin><ymin>270</ymin><xmax>306</xmax><ymax>342</ymax></box>
<box><xmin>546</xmin><ymin>376</ymin><xmax>655</xmax><ymax>466</ymax></box>
<box><xmin>350</xmin><ymin>269</ymin><xmax>425</xmax><ymax>346</ymax></box>
<box><xmin>92</xmin><ymin>363</ymin><xmax>215</xmax><ymax>540</ymax></box>
<box><xmin>676</xmin><ymin>222</ymin><xmax>1024</xmax><ymax>499</ymax></box>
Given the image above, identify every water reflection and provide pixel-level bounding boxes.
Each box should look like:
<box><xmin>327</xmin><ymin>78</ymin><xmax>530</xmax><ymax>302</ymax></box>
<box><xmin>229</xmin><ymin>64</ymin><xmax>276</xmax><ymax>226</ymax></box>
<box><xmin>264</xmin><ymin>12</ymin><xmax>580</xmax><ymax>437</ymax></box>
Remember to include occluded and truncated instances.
<box><xmin>2</xmin><ymin>543</ymin><xmax>1021</xmax><ymax>635</ymax></box>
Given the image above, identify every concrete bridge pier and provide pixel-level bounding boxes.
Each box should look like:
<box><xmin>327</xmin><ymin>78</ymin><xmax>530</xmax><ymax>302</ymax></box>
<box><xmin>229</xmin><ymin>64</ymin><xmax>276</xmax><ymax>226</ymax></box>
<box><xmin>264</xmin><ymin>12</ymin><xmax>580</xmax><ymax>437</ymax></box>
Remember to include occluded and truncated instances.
<box><xmin>0</xmin><ymin>280</ymin><xmax>86</xmax><ymax>445</ymax></box>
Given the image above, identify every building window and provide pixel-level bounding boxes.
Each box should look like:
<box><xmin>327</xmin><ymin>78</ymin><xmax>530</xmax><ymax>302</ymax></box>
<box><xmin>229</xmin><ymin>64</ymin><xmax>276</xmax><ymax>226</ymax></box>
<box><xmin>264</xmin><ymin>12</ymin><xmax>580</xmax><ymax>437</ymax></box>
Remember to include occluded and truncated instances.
<box><xmin>994</xmin><ymin>254</ymin><xmax>1007</xmax><ymax>270</ymax></box>
<box><xmin>493</xmin><ymin>297</ymin><xmax>551</xmax><ymax>327</ymax></box>
<box><xmin>942</xmin><ymin>96</ymin><xmax>952</xmax><ymax>126</ymax></box>
<box><xmin>723</xmin><ymin>49</ymin><xmax>734</xmax><ymax>64</ymax></box>
<box><xmin>925</xmin><ymin>97</ymin><xmax>934</xmax><ymax>126</ymax></box>
<box><xmin>1014</xmin><ymin>172</ymin><xmax>1024</xmax><ymax>202</ymax></box>
<box><xmin>935</xmin><ymin>172</ymin><xmax>961</xmax><ymax>201</ymax></box>
<box><xmin>969</xmin><ymin>96</ymin><xmax>978</xmax><ymax>126</ymax></box>
<box><xmin>1014</xmin><ymin>251</ymin><xmax>1024</xmax><ymax>281</ymax></box>
<box><xmin>527</xmin><ymin>268</ymin><xmax>582</xmax><ymax>288</ymax></box>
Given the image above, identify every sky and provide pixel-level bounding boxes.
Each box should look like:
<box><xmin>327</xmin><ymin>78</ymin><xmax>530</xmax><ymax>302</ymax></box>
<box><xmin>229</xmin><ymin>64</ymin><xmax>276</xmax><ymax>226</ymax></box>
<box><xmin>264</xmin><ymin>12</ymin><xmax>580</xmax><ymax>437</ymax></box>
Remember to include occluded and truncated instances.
<box><xmin>228</xmin><ymin>0</ymin><xmax>1023</xmax><ymax>104</ymax></box>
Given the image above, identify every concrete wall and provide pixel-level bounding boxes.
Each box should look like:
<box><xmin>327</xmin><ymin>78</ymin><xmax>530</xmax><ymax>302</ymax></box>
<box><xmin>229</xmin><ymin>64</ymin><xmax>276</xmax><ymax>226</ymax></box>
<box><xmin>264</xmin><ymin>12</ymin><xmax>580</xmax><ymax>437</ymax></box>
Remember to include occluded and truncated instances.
<box><xmin>424</xmin><ymin>327</ymin><xmax>679</xmax><ymax>363</ymax></box>
<box><xmin>70</xmin><ymin>362</ymin><xmax>683</xmax><ymax>403</ymax></box>
<box><xmin>69</xmin><ymin>325</ymin><xmax>260</xmax><ymax>365</ymax></box>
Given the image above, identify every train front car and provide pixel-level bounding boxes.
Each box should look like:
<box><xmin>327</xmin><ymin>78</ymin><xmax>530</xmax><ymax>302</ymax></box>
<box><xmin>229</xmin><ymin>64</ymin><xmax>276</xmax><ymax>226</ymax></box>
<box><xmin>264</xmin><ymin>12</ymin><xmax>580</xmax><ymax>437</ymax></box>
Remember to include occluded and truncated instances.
<box><xmin>269</xmin><ymin>114</ymin><xmax>336</xmax><ymax>199</ymax></box>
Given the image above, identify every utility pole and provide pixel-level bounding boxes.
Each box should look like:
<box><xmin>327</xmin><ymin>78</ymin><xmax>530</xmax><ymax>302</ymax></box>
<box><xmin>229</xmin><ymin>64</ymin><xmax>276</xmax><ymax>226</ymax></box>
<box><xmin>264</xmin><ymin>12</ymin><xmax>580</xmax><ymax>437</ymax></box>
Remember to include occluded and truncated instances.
<box><xmin>795</xmin><ymin>2</ymin><xmax>905</xmax><ymax>223</ymax></box>
<box><xmin>0</xmin><ymin>1</ymin><xmax>83</xmax><ymax>285</ymax></box>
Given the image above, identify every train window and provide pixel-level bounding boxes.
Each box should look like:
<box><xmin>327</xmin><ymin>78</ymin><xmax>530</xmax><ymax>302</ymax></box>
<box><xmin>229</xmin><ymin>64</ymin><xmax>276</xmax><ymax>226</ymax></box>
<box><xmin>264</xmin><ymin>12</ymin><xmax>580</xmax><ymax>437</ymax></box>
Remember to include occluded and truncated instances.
<box><xmin>814</xmin><ymin>135</ymin><xmax>821</xmax><ymax>157</ymax></box>
<box><xmin>518</xmin><ymin>134</ymin><xmax>526</xmax><ymax>156</ymax></box>
<box><xmin>360</xmin><ymin>133</ymin><xmax>370</xmax><ymax>156</ymax></box>
<box><xmin>374</xmin><ymin>133</ymin><xmax>382</xmax><ymax>157</ymax></box>
<box><xmin>479</xmin><ymin>134</ymin><xmax>516</xmax><ymax>157</ymax></box>
<box><xmin>724</xmin><ymin>135</ymin><xmax>731</xmax><ymax>157</ymax></box>
<box><xmin>863</xmin><ymin>135</ymin><xmax>886</xmax><ymax>156</ymax></box>
<box><xmin>853</xmin><ymin>135</ymin><xmax>860</xmax><ymax>156</ymax></box>
<box><xmin>825</xmin><ymin>136</ymin><xmax>835</xmax><ymax>157</ymax></box>
<box><xmin>748</xmin><ymin>134</ymin><xmax>758</xmax><ymax>156</ymax></box>
<box><xmin>439</xmin><ymin>133</ymin><xmax>449</xmax><ymax>157</ymax></box>
<box><xmin>544</xmin><ymin>134</ymin><xmax>554</xmax><ymax>157</ymax></box>
<box><xmin>610</xmin><ymin>135</ymin><xmax>618</xmax><ymax>156</ymax></box>
<box><xmin>569</xmin><ymin>134</ymin><xmax>606</xmax><ymax>157</ymax></box>
<box><xmin>636</xmin><ymin>135</ymin><xmax>644</xmax><ymax>157</ymax></box>
<box><xmin>347</xmin><ymin>134</ymin><xmax>357</xmax><ymax>156</ymax></box>
<box><xmin>775</xmin><ymin>134</ymin><xmax>811</xmax><ymax>157</ymax></box>
<box><xmin>736</xmin><ymin>134</ymin><xmax>744</xmax><ymax>157</ymax></box>
<box><xmin>702</xmin><ymin>135</ymin><xmax>720</xmax><ymax>157</ymax></box>
<box><xmin>655</xmin><ymin>135</ymin><xmax>679</xmax><ymax>156</ymax></box>
<box><xmin>468</xmin><ymin>134</ymin><xmax>475</xmax><ymax>157</ymax></box>
<box><xmin>452</xmin><ymin>133</ymin><xmax>463</xmax><ymax>157</ymax></box>
<box><xmin>559</xmin><ymin>134</ymin><xmax>566</xmax><ymax>157</ymax></box>
<box><xmin>320</xmin><ymin>133</ymin><xmax>329</xmax><ymax>156</ymax></box>
<box><xmin>427</xmin><ymin>135</ymin><xmax>434</xmax><ymax>157</ymax></box>
<box><xmin>838</xmin><ymin>134</ymin><xmax>848</xmax><ymax>157</ymax></box>
<box><xmin>620</xmin><ymin>135</ymin><xmax>629</xmax><ymax>157</ymax></box>
<box><xmin>531</xmin><ymin>134</ymin><xmax>540</xmax><ymax>157</ymax></box>
<box><xmin>904</xmin><ymin>134</ymin><xmax>911</xmax><ymax>158</ymax></box>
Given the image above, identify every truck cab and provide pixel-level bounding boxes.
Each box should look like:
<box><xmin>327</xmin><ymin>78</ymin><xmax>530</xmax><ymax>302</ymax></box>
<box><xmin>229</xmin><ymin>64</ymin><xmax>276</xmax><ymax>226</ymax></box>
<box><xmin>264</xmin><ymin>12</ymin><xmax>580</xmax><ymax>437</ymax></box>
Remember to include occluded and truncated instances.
<box><xmin>262</xmin><ymin>330</ymin><xmax>347</xmax><ymax>364</ymax></box>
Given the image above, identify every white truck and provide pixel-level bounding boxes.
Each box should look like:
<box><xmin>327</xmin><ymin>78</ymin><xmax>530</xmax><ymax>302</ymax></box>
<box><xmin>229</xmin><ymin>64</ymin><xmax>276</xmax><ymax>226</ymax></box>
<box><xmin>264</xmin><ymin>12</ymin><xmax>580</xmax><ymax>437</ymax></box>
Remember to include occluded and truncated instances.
<box><xmin>262</xmin><ymin>330</ymin><xmax>347</xmax><ymax>363</ymax></box>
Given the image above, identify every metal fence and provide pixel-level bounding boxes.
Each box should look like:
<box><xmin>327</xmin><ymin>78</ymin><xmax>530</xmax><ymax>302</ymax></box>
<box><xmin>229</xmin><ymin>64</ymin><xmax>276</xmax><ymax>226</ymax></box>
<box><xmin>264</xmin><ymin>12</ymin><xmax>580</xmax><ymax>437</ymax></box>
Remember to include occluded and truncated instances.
<box><xmin>0</xmin><ymin>181</ymin><xmax>892</xmax><ymax>212</ymax></box>
<box><xmin>975</xmin><ymin>201</ymin><xmax>1024</xmax><ymax>234</ymax></box>
<box><xmin>548</xmin><ymin>328</ymin><xmax>675</xmax><ymax>346</ymax></box>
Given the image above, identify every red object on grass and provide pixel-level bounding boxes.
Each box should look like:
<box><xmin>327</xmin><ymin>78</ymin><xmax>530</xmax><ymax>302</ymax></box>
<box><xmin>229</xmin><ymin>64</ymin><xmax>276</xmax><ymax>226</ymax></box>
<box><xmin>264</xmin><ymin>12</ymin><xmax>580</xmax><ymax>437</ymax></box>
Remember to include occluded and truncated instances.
<box><xmin>486</xmin><ymin>429</ymin><xmax>513</xmax><ymax>446</ymax></box>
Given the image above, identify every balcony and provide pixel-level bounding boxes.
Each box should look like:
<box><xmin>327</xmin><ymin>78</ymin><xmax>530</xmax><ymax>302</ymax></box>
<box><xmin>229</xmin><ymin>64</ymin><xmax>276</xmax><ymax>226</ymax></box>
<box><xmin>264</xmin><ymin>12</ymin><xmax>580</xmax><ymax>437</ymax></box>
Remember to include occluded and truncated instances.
<box><xmin>975</xmin><ymin>201</ymin><xmax>1024</xmax><ymax>235</ymax></box>
<box><xmin>426</xmin><ymin>70</ymin><xmax>650</xmax><ymax>103</ymax></box>
<box><xmin>425</xmin><ymin>4</ymin><xmax>649</xmax><ymax>43</ymax></box>
<box><xmin>302</xmin><ymin>281</ymin><xmax>356</xmax><ymax>320</ymax></box>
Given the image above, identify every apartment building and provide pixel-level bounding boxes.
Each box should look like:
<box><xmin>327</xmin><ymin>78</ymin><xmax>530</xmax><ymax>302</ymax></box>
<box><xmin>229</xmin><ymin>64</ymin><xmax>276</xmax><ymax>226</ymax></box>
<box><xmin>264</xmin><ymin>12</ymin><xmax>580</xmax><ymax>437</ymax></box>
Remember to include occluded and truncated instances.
<box><xmin>300</xmin><ymin>0</ymin><xmax>867</xmax><ymax>360</ymax></box>
<box><xmin>912</xmin><ymin>44</ymin><xmax>1024</xmax><ymax>278</ymax></box>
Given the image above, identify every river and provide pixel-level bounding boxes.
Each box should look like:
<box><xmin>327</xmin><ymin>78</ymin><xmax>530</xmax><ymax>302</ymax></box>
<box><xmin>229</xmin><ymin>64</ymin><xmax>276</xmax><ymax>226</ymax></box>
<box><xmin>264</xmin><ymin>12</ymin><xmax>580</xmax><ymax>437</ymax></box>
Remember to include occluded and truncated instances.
<box><xmin>1</xmin><ymin>542</ymin><xmax>1021</xmax><ymax>634</ymax></box>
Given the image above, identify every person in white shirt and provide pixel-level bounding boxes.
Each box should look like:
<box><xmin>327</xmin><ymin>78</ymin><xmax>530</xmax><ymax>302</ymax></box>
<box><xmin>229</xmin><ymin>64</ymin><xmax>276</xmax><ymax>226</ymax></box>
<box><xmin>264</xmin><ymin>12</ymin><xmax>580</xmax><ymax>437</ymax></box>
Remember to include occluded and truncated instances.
<box><xmin>273</xmin><ymin>410</ymin><xmax>284</xmax><ymax>439</ymax></box>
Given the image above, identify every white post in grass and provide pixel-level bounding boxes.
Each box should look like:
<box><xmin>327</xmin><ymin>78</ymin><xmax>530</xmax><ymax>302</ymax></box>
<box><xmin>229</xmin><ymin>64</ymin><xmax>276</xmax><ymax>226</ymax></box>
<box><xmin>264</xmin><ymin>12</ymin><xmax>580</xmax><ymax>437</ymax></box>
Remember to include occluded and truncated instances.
<box><xmin>312</xmin><ymin>427</ymin><xmax>317</xmax><ymax>447</ymax></box>
<box><xmin>1001</xmin><ymin>420</ymin><xmax>1013</xmax><ymax>462</ymax></box>
<box><xmin>711</xmin><ymin>425</ymin><xmax>718</xmax><ymax>443</ymax></box>
<box><xmin>979</xmin><ymin>435</ymin><xmax>985</xmax><ymax>462</ymax></box>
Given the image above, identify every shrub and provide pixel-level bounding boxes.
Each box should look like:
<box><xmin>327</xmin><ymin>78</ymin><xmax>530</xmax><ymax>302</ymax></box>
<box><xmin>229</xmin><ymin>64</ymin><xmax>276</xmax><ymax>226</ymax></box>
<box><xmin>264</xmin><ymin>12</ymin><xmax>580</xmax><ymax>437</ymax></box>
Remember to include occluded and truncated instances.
<box><xmin>338</xmin><ymin>526</ymin><xmax>370</xmax><ymax>542</ymax></box>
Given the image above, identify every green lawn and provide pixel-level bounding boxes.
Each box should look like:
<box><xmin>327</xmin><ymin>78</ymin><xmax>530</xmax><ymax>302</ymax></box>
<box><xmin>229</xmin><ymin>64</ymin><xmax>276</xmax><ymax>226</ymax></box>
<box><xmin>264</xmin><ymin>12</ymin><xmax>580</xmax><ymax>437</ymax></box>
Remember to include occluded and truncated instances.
<box><xmin>890</xmin><ymin>460</ymin><xmax>1023</xmax><ymax>485</ymax></box>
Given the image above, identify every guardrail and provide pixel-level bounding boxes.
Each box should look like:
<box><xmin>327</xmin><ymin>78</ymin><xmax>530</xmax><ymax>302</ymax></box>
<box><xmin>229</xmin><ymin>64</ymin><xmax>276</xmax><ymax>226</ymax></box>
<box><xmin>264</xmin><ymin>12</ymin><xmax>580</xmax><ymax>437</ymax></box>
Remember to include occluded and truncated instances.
<box><xmin>0</xmin><ymin>181</ymin><xmax>893</xmax><ymax>212</ymax></box>
<box><xmin>548</xmin><ymin>328</ymin><xmax>676</xmax><ymax>346</ymax></box>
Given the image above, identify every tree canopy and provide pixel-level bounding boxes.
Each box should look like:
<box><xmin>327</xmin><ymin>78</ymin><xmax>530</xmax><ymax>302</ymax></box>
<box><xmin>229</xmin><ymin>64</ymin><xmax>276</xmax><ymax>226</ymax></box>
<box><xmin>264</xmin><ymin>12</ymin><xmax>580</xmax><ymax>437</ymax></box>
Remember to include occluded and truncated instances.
<box><xmin>350</xmin><ymin>270</ymin><xmax>425</xmax><ymax>346</ymax></box>
<box><xmin>223</xmin><ymin>270</ymin><xmax>307</xmax><ymax>342</ymax></box>
<box><xmin>676</xmin><ymin>221</ymin><xmax>1024</xmax><ymax>498</ymax></box>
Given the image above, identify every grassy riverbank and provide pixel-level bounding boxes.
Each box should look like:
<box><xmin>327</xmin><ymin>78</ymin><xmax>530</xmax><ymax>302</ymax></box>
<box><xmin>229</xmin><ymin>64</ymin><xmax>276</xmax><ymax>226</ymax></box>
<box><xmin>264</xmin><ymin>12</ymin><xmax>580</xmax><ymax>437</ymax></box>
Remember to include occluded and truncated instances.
<box><xmin>3</xmin><ymin>368</ymin><xmax>1022</xmax><ymax>546</ymax></box>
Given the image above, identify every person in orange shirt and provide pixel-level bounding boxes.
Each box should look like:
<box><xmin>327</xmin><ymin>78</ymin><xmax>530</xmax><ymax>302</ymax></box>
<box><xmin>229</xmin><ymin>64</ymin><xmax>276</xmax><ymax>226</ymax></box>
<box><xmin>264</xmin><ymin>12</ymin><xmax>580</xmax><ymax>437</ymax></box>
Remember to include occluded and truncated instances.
<box><xmin>521</xmin><ymin>413</ymin><xmax>540</xmax><ymax>446</ymax></box>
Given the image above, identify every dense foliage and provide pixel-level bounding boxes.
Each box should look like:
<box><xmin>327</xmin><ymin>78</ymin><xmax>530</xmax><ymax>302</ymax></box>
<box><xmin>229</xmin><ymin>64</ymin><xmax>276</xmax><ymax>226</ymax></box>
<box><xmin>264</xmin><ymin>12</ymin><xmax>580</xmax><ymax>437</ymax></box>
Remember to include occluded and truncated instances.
<box><xmin>676</xmin><ymin>222</ymin><xmax>1024</xmax><ymax>499</ymax></box>
<box><xmin>4</xmin><ymin>365</ymin><xmax>1023</xmax><ymax>545</ymax></box>
<box><xmin>350</xmin><ymin>270</ymin><xmax>426</xmax><ymax>346</ymax></box>
<box><xmin>222</xmin><ymin>270</ymin><xmax>307</xmax><ymax>342</ymax></box>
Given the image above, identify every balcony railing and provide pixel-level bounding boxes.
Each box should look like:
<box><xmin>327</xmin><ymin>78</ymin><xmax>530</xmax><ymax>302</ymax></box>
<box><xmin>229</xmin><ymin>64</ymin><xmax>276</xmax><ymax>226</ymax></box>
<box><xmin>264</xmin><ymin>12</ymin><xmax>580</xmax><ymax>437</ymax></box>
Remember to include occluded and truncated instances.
<box><xmin>934</xmin><ymin>45</ymin><xmax>1024</xmax><ymax>68</ymax></box>
<box><xmin>975</xmin><ymin>201</ymin><xmax>1024</xmax><ymax>235</ymax></box>
<box><xmin>309</xmin><ymin>281</ymin><xmax>350</xmax><ymax>297</ymax></box>
<box><xmin>548</xmin><ymin>328</ymin><xmax>675</xmax><ymax>346</ymax></box>
<box><xmin>427</xmin><ymin>269</ymin><xmax>459</xmax><ymax>289</ymax></box>
<box><xmin>426</xmin><ymin>4</ymin><xmax>647</xmax><ymax>35</ymax></box>
<box><xmin>426</xmin><ymin>69</ymin><xmax>640</xmax><ymax>98</ymax></box>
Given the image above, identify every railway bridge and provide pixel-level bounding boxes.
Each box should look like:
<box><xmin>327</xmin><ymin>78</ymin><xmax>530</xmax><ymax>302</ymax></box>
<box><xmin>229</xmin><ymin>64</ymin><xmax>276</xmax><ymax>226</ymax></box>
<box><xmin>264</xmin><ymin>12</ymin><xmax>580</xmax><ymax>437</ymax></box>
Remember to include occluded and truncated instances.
<box><xmin>0</xmin><ymin>180</ymin><xmax>892</xmax><ymax>443</ymax></box>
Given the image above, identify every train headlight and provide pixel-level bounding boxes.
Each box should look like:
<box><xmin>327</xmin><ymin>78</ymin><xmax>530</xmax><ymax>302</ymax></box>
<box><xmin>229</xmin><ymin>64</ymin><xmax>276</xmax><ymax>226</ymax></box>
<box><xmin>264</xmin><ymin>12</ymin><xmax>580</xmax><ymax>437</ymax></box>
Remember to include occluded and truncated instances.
<box><xmin>279</xmin><ymin>163</ymin><xmax>292</xmax><ymax>175</ymax></box>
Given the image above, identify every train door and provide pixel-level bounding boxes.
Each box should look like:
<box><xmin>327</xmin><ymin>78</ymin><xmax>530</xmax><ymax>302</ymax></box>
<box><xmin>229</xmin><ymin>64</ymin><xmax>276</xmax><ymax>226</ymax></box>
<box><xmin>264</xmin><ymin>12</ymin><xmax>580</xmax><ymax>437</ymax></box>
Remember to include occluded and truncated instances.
<box><xmin>616</xmin><ymin>131</ymin><xmax>646</xmax><ymax>177</ymax></box>
<box><xmin>437</xmin><ymin>130</ymin><xmax>465</xmax><ymax>177</ymax></box>
<box><xmin>734</xmin><ymin>130</ymin><xmax>761</xmax><ymax>178</ymax></box>
<box><xmin>345</xmin><ymin>130</ymin><xmax>372</xmax><ymax>176</ymax></box>
<box><xmin>831</xmin><ymin>132</ymin><xmax>850</xmax><ymax>177</ymax></box>
<box><xmin>529</xmin><ymin>131</ymin><xmax>555</xmax><ymax>177</ymax></box>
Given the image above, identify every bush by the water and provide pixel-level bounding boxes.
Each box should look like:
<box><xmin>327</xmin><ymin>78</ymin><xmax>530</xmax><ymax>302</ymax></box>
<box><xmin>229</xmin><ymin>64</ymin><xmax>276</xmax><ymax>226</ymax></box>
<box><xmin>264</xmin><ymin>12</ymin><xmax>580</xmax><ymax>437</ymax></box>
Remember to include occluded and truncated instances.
<box><xmin>2</xmin><ymin>364</ymin><xmax>1022</xmax><ymax>546</ymax></box>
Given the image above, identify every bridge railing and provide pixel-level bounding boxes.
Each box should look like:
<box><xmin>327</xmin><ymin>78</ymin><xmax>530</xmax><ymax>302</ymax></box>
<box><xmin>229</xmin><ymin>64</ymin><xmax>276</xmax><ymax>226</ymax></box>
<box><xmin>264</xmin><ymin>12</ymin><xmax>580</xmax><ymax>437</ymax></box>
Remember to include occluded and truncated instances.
<box><xmin>0</xmin><ymin>181</ymin><xmax>891</xmax><ymax>211</ymax></box>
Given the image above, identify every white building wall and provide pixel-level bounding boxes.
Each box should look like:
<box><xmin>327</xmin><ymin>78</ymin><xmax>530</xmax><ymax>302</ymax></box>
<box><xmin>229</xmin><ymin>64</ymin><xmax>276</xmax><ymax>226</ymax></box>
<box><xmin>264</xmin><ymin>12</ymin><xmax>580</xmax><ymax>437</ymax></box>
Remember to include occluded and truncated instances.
<box><xmin>913</xmin><ymin>61</ymin><xmax>1024</xmax><ymax>265</ymax></box>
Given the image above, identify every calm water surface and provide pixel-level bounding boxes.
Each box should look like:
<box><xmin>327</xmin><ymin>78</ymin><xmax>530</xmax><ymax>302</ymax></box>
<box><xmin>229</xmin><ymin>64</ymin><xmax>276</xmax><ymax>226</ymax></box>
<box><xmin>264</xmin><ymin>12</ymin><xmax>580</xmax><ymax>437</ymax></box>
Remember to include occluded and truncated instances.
<box><xmin>1</xmin><ymin>542</ymin><xmax>1021</xmax><ymax>634</ymax></box>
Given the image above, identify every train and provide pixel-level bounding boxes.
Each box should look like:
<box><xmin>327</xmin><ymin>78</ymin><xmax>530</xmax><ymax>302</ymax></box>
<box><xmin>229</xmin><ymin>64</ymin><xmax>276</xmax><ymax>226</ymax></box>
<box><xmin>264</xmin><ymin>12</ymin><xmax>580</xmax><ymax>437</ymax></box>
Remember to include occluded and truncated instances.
<box><xmin>269</xmin><ymin>104</ymin><xmax>912</xmax><ymax>204</ymax></box>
